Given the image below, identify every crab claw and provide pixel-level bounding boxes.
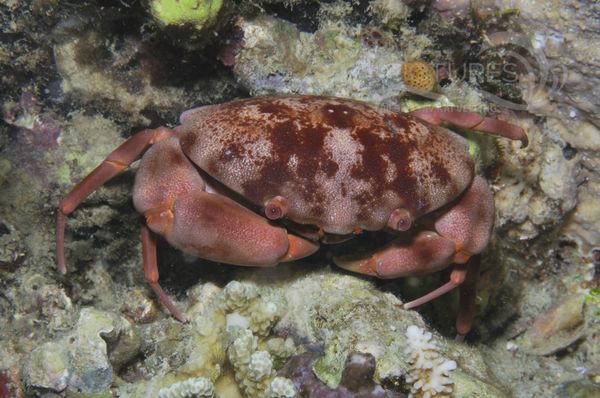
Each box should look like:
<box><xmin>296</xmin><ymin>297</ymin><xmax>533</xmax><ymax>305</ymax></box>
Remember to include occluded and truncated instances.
<box><xmin>333</xmin><ymin>231</ymin><xmax>456</xmax><ymax>278</ymax></box>
<box><xmin>411</xmin><ymin>107</ymin><xmax>527</xmax><ymax>145</ymax></box>
<box><xmin>433</xmin><ymin>175</ymin><xmax>495</xmax><ymax>264</ymax></box>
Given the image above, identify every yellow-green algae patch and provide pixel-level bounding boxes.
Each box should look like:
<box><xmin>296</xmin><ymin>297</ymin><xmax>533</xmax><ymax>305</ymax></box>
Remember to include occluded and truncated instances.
<box><xmin>150</xmin><ymin>0</ymin><xmax>223</xmax><ymax>30</ymax></box>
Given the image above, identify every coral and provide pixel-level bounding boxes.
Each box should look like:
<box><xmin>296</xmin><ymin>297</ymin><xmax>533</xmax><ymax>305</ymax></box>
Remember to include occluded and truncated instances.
<box><xmin>508</xmin><ymin>0</ymin><xmax>600</xmax><ymax>127</ymax></box>
<box><xmin>0</xmin><ymin>157</ymin><xmax>10</xmax><ymax>186</ymax></box>
<box><xmin>369</xmin><ymin>0</ymin><xmax>411</xmax><ymax>31</ymax></box>
<box><xmin>0</xmin><ymin>221</ymin><xmax>25</xmax><ymax>272</ymax></box>
<box><xmin>1</xmin><ymin>90</ymin><xmax>61</xmax><ymax>150</ymax></box>
<box><xmin>266</xmin><ymin>337</ymin><xmax>297</xmax><ymax>367</ymax></box>
<box><xmin>493</xmin><ymin>114</ymin><xmax>580</xmax><ymax>239</ymax></box>
<box><xmin>228</xmin><ymin>329</ymin><xmax>259</xmax><ymax>368</ymax></box>
<box><xmin>222</xmin><ymin>281</ymin><xmax>281</xmax><ymax>336</ymax></box>
<box><xmin>52</xmin><ymin>112</ymin><xmax>124</xmax><ymax>187</ymax></box>
<box><xmin>118</xmin><ymin>281</ymin><xmax>295</xmax><ymax>397</ymax></box>
<box><xmin>233</xmin><ymin>15</ymin><xmax>425</xmax><ymax>106</ymax></box>
<box><xmin>270</xmin><ymin>271</ymin><xmax>507</xmax><ymax>397</ymax></box>
<box><xmin>22</xmin><ymin>308</ymin><xmax>141</xmax><ymax>395</ymax></box>
<box><xmin>404</xmin><ymin>325</ymin><xmax>456</xmax><ymax>398</ymax></box>
<box><xmin>268</xmin><ymin>376</ymin><xmax>297</xmax><ymax>398</ymax></box>
<box><xmin>556</xmin><ymin>380</ymin><xmax>600</xmax><ymax>397</ymax></box>
<box><xmin>158</xmin><ymin>377</ymin><xmax>215</xmax><ymax>398</ymax></box>
<box><xmin>402</xmin><ymin>60</ymin><xmax>437</xmax><ymax>92</ymax></box>
<box><xmin>22</xmin><ymin>341</ymin><xmax>70</xmax><ymax>392</ymax></box>
<box><xmin>227</xmin><ymin>328</ymin><xmax>295</xmax><ymax>398</ymax></box>
<box><xmin>150</xmin><ymin>0</ymin><xmax>223</xmax><ymax>30</ymax></box>
<box><xmin>248</xmin><ymin>351</ymin><xmax>274</xmax><ymax>381</ymax></box>
<box><xmin>562</xmin><ymin>176</ymin><xmax>600</xmax><ymax>252</ymax></box>
<box><xmin>223</xmin><ymin>280</ymin><xmax>259</xmax><ymax>312</ymax></box>
<box><xmin>53</xmin><ymin>33</ymin><xmax>187</xmax><ymax>122</ymax></box>
<box><xmin>121</xmin><ymin>287</ymin><xmax>161</xmax><ymax>324</ymax></box>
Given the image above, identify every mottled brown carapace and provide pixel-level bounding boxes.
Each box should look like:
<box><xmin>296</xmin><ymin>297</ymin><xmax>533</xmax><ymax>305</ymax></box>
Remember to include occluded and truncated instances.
<box><xmin>178</xmin><ymin>96</ymin><xmax>474</xmax><ymax>234</ymax></box>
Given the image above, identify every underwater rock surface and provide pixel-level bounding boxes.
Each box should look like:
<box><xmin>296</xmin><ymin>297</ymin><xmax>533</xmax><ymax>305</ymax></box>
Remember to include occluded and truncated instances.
<box><xmin>1</xmin><ymin>1</ymin><xmax>599</xmax><ymax>397</ymax></box>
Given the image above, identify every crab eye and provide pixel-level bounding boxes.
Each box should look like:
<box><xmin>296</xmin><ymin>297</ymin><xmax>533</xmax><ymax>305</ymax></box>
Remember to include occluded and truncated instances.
<box><xmin>266</xmin><ymin>204</ymin><xmax>283</xmax><ymax>220</ymax></box>
<box><xmin>264</xmin><ymin>196</ymin><xmax>288</xmax><ymax>220</ymax></box>
<box><xmin>387</xmin><ymin>208</ymin><xmax>412</xmax><ymax>231</ymax></box>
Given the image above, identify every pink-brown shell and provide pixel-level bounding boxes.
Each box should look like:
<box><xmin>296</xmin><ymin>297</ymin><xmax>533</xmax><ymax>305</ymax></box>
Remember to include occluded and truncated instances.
<box><xmin>176</xmin><ymin>96</ymin><xmax>474</xmax><ymax>234</ymax></box>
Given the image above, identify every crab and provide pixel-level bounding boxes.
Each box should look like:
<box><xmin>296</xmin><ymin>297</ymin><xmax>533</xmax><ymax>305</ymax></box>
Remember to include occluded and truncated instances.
<box><xmin>56</xmin><ymin>95</ymin><xmax>525</xmax><ymax>339</ymax></box>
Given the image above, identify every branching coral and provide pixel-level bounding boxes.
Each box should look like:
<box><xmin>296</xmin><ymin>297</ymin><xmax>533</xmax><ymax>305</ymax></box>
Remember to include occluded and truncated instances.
<box><xmin>268</xmin><ymin>376</ymin><xmax>297</xmax><ymax>398</ymax></box>
<box><xmin>227</xmin><ymin>328</ymin><xmax>296</xmax><ymax>398</ymax></box>
<box><xmin>187</xmin><ymin>281</ymin><xmax>296</xmax><ymax>397</ymax></box>
<box><xmin>222</xmin><ymin>281</ymin><xmax>280</xmax><ymax>336</ymax></box>
<box><xmin>118</xmin><ymin>281</ymin><xmax>296</xmax><ymax>397</ymax></box>
<box><xmin>404</xmin><ymin>325</ymin><xmax>456</xmax><ymax>398</ymax></box>
<box><xmin>157</xmin><ymin>377</ymin><xmax>215</xmax><ymax>398</ymax></box>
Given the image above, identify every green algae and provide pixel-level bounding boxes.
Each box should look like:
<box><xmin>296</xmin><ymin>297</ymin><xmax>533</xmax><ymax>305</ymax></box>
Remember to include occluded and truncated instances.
<box><xmin>150</xmin><ymin>0</ymin><xmax>223</xmax><ymax>30</ymax></box>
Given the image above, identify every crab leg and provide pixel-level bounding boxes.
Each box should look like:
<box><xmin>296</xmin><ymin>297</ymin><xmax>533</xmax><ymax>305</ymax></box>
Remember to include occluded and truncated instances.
<box><xmin>141</xmin><ymin>225</ymin><xmax>187</xmax><ymax>322</ymax></box>
<box><xmin>402</xmin><ymin>256</ymin><xmax>480</xmax><ymax>341</ymax></box>
<box><xmin>128</xmin><ymin>138</ymin><xmax>319</xmax><ymax>320</ymax></box>
<box><xmin>402</xmin><ymin>265</ymin><xmax>469</xmax><ymax>310</ymax></box>
<box><xmin>140</xmin><ymin>191</ymin><xmax>318</xmax><ymax>320</ymax></box>
<box><xmin>456</xmin><ymin>255</ymin><xmax>481</xmax><ymax>341</ymax></box>
<box><xmin>336</xmin><ymin>176</ymin><xmax>494</xmax><ymax>337</ymax></box>
<box><xmin>333</xmin><ymin>231</ymin><xmax>457</xmax><ymax>278</ymax></box>
<box><xmin>411</xmin><ymin>107</ymin><xmax>527</xmax><ymax>144</ymax></box>
<box><xmin>56</xmin><ymin>127</ymin><xmax>176</xmax><ymax>273</ymax></box>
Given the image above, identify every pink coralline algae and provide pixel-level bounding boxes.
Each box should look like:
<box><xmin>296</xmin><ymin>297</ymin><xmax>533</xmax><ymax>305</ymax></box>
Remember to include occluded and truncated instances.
<box><xmin>3</xmin><ymin>90</ymin><xmax>61</xmax><ymax>150</ymax></box>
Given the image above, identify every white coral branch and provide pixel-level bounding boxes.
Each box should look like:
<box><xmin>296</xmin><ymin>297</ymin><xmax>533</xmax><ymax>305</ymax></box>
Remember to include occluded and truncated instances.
<box><xmin>405</xmin><ymin>325</ymin><xmax>457</xmax><ymax>398</ymax></box>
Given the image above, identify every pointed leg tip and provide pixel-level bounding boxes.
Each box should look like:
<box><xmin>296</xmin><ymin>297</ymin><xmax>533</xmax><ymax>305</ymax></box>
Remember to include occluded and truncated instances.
<box><xmin>333</xmin><ymin>255</ymin><xmax>377</xmax><ymax>277</ymax></box>
<box><xmin>455</xmin><ymin>333</ymin><xmax>466</xmax><ymax>342</ymax></box>
<box><xmin>57</xmin><ymin>261</ymin><xmax>67</xmax><ymax>275</ymax></box>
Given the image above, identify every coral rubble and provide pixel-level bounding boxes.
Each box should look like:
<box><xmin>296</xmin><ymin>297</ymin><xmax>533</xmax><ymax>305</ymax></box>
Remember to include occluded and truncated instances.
<box><xmin>279</xmin><ymin>350</ymin><xmax>405</xmax><ymax>397</ymax></box>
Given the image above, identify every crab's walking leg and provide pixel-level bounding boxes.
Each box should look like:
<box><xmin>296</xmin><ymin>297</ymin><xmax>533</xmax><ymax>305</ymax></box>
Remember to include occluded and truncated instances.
<box><xmin>402</xmin><ymin>256</ymin><xmax>480</xmax><ymax>341</ymax></box>
<box><xmin>336</xmin><ymin>176</ymin><xmax>494</xmax><ymax>337</ymax></box>
<box><xmin>56</xmin><ymin>127</ymin><xmax>176</xmax><ymax>273</ymax></box>
<box><xmin>141</xmin><ymin>224</ymin><xmax>187</xmax><ymax>322</ymax></box>
<box><xmin>456</xmin><ymin>255</ymin><xmax>481</xmax><ymax>341</ymax></box>
<box><xmin>411</xmin><ymin>107</ymin><xmax>527</xmax><ymax>144</ymax></box>
<box><xmin>130</xmin><ymin>137</ymin><xmax>319</xmax><ymax>320</ymax></box>
<box><xmin>402</xmin><ymin>264</ymin><xmax>469</xmax><ymax>310</ymax></box>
